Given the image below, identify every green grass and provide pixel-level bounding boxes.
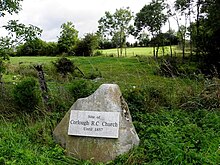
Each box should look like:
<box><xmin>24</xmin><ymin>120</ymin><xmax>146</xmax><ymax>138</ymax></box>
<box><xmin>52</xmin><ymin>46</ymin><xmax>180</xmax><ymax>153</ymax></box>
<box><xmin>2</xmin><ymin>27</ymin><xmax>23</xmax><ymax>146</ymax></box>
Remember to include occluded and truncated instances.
<box><xmin>6</xmin><ymin>56</ymin><xmax>202</xmax><ymax>94</ymax></box>
<box><xmin>10</xmin><ymin>56</ymin><xmax>59</xmax><ymax>65</ymax></box>
<box><xmin>1</xmin><ymin>55</ymin><xmax>220</xmax><ymax>164</ymax></box>
<box><xmin>100</xmin><ymin>46</ymin><xmax>180</xmax><ymax>57</ymax></box>
<box><xmin>0</xmin><ymin>116</ymin><xmax>83</xmax><ymax>165</ymax></box>
<box><xmin>114</xmin><ymin>109</ymin><xmax>220</xmax><ymax>164</ymax></box>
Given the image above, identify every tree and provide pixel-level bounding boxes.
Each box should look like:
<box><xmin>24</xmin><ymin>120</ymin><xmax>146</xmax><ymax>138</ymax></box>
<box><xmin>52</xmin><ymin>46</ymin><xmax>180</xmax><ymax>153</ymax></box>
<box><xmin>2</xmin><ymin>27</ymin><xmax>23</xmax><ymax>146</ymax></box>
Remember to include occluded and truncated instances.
<box><xmin>44</xmin><ymin>42</ymin><xmax>59</xmax><ymax>56</ymax></box>
<box><xmin>137</xmin><ymin>32</ymin><xmax>150</xmax><ymax>47</ymax></box>
<box><xmin>174</xmin><ymin>0</ymin><xmax>194</xmax><ymax>59</ymax></box>
<box><xmin>75</xmin><ymin>33</ymin><xmax>99</xmax><ymax>56</ymax></box>
<box><xmin>2</xmin><ymin>20</ymin><xmax>43</xmax><ymax>57</ymax></box>
<box><xmin>0</xmin><ymin>0</ymin><xmax>23</xmax><ymax>17</ymax></box>
<box><xmin>98</xmin><ymin>7</ymin><xmax>133</xmax><ymax>57</ymax></box>
<box><xmin>165</xmin><ymin>3</ymin><xmax>175</xmax><ymax>57</ymax></box>
<box><xmin>0</xmin><ymin>0</ymin><xmax>23</xmax><ymax>94</ymax></box>
<box><xmin>0</xmin><ymin>37</ymin><xmax>11</xmax><ymax>95</ymax></box>
<box><xmin>57</xmin><ymin>21</ymin><xmax>78</xmax><ymax>55</ymax></box>
<box><xmin>99</xmin><ymin>38</ymin><xmax>115</xmax><ymax>49</ymax></box>
<box><xmin>16</xmin><ymin>38</ymin><xmax>47</xmax><ymax>56</ymax></box>
<box><xmin>3</xmin><ymin>20</ymin><xmax>42</xmax><ymax>45</ymax></box>
<box><xmin>111</xmin><ymin>31</ymin><xmax>123</xmax><ymax>56</ymax></box>
<box><xmin>195</xmin><ymin>0</ymin><xmax>220</xmax><ymax>75</ymax></box>
<box><xmin>176</xmin><ymin>24</ymin><xmax>187</xmax><ymax>58</ymax></box>
<box><xmin>135</xmin><ymin>0</ymin><xmax>167</xmax><ymax>58</ymax></box>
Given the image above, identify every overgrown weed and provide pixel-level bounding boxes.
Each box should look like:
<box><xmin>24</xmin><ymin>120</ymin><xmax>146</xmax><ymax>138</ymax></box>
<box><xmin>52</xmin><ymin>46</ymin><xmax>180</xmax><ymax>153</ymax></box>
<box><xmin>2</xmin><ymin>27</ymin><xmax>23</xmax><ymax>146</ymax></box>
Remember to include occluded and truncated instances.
<box><xmin>1</xmin><ymin>56</ymin><xmax>220</xmax><ymax>164</ymax></box>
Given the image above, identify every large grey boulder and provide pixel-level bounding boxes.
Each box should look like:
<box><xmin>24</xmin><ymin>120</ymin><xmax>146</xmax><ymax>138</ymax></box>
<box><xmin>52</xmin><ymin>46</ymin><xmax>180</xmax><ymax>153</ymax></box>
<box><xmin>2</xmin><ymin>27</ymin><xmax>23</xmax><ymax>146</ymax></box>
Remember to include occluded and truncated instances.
<box><xmin>53</xmin><ymin>84</ymin><xmax>139</xmax><ymax>163</ymax></box>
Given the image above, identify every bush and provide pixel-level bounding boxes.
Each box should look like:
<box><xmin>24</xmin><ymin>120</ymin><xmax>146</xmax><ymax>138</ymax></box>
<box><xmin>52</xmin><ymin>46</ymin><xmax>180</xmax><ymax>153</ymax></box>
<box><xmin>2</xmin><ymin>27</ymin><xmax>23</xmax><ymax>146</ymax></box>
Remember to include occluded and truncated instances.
<box><xmin>124</xmin><ymin>85</ymin><xmax>169</xmax><ymax>120</ymax></box>
<box><xmin>44</xmin><ymin>42</ymin><xmax>59</xmax><ymax>56</ymax></box>
<box><xmin>16</xmin><ymin>38</ymin><xmax>47</xmax><ymax>56</ymax></box>
<box><xmin>18</xmin><ymin>65</ymin><xmax>38</xmax><ymax>78</ymax></box>
<box><xmin>157</xmin><ymin>58</ymin><xmax>179</xmax><ymax>77</ymax></box>
<box><xmin>53</xmin><ymin>57</ymin><xmax>75</xmax><ymax>77</ymax></box>
<box><xmin>112</xmin><ymin>108</ymin><xmax>220</xmax><ymax>164</ymax></box>
<box><xmin>74</xmin><ymin>33</ymin><xmax>99</xmax><ymax>56</ymax></box>
<box><xmin>68</xmin><ymin>79</ymin><xmax>98</xmax><ymax>100</ymax></box>
<box><xmin>16</xmin><ymin>39</ymin><xmax>59</xmax><ymax>56</ymax></box>
<box><xmin>86</xmin><ymin>67</ymin><xmax>102</xmax><ymax>80</ymax></box>
<box><xmin>93</xmin><ymin>50</ymin><xmax>103</xmax><ymax>56</ymax></box>
<box><xmin>13</xmin><ymin>77</ymin><xmax>40</xmax><ymax>113</ymax></box>
<box><xmin>157</xmin><ymin>57</ymin><xmax>199</xmax><ymax>78</ymax></box>
<box><xmin>180</xmin><ymin>78</ymin><xmax>220</xmax><ymax>110</ymax></box>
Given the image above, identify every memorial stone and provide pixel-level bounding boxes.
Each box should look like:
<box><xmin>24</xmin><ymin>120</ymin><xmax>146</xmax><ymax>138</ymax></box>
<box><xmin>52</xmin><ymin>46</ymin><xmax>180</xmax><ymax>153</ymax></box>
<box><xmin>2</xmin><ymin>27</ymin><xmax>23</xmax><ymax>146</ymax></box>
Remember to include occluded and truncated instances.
<box><xmin>53</xmin><ymin>84</ymin><xmax>140</xmax><ymax>163</ymax></box>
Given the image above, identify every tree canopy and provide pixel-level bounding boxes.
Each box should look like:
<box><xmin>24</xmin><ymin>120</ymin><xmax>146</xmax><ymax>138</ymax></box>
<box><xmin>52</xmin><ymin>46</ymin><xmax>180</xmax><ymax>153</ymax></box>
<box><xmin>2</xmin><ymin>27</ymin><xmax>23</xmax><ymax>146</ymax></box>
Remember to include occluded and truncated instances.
<box><xmin>98</xmin><ymin>7</ymin><xmax>133</xmax><ymax>57</ymax></box>
<box><xmin>0</xmin><ymin>0</ymin><xmax>23</xmax><ymax>17</ymax></box>
<box><xmin>0</xmin><ymin>0</ymin><xmax>23</xmax><ymax>81</ymax></box>
<box><xmin>135</xmin><ymin>0</ymin><xmax>167</xmax><ymax>58</ymax></box>
<box><xmin>3</xmin><ymin>20</ymin><xmax>42</xmax><ymax>45</ymax></box>
<box><xmin>75</xmin><ymin>33</ymin><xmax>99</xmax><ymax>56</ymax></box>
<box><xmin>57</xmin><ymin>21</ymin><xmax>78</xmax><ymax>55</ymax></box>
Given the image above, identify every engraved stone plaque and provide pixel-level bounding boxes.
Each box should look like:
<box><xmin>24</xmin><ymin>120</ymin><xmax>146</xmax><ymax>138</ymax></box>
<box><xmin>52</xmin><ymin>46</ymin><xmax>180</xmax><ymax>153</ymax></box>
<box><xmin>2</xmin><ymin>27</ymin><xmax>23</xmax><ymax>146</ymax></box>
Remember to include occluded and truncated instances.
<box><xmin>53</xmin><ymin>84</ymin><xmax>140</xmax><ymax>163</ymax></box>
<box><xmin>68</xmin><ymin>110</ymin><xmax>120</xmax><ymax>138</ymax></box>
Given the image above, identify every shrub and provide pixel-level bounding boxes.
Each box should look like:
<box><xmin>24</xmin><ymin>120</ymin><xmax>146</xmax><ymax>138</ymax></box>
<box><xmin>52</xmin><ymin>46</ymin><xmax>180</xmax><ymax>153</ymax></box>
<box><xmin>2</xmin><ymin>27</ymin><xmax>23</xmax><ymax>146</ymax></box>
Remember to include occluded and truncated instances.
<box><xmin>157</xmin><ymin>58</ymin><xmax>179</xmax><ymax>77</ymax></box>
<box><xmin>68</xmin><ymin>79</ymin><xmax>98</xmax><ymax>100</ymax></box>
<box><xmin>18</xmin><ymin>65</ymin><xmax>38</xmax><ymax>78</ymax></box>
<box><xmin>180</xmin><ymin>78</ymin><xmax>220</xmax><ymax>110</ymax></box>
<box><xmin>124</xmin><ymin>85</ymin><xmax>169</xmax><ymax>120</ymax></box>
<box><xmin>113</xmin><ymin>109</ymin><xmax>220</xmax><ymax>164</ymax></box>
<box><xmin>86</xmin><ymin>67</ymin><xmax>102</xmax><ymax>80</ymax></box>
<box><xmin>74</xmin><ymin>33</ymin><xmax>99</xmax><ymax>56</ymax></box>
<box><xmin>157</xmin><ymin>57</ymin><xmax>200</xmax><ymax>78</ymax></box>
<box><xmin>44</xmin><ymin>42</ymin><xmax>59</xmax><ymax>56</ymax></box>
<box><xmin>16</xmin><ymin>40</ymin><xmax>59</xmax><ymax>56</ymax></box>
<box><xmin>13</xmin><ymin>77</ymin><xmax>40</xmax><ymax>113</ymax></box>
<box><xmin>16</xmin><ymin>38</ymin><xmax>47</xmax><ymax>56</ymax></box>
<box><xmin>53</xmin><ymin>57</ymin><xmax>75</xmax><ymax>77</ymax></box>
<box><xmin>93</xmin><ymin>50</ymin><xmax>103</xmax><ymax>56</ymax></box>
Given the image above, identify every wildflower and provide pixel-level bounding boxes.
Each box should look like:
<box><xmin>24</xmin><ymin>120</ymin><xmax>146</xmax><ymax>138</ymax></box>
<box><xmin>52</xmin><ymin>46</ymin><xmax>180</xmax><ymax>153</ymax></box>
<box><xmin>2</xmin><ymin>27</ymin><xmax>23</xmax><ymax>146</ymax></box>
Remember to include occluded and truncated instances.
<box><xmin>13</xmin><ymin>76</ymin><xmax>17</xmax><ymax>80</ymax></box>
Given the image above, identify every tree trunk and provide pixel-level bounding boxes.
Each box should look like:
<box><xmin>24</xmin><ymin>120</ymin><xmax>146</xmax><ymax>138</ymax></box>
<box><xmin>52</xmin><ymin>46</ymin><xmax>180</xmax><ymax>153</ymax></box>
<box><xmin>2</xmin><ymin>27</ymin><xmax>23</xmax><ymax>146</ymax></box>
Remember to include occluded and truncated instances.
<box><xmin>156</xmin><ymin>44</ymin><xmax>159</xmax><ymax>59</ymax></box>
<box><xmin>169</xmin><ymin>42</ymin><xmax>173</xmax><ymax>58</ymax></box>
<box><xmin>196</xmin><ymin>0</ymin><xmax>201</xmax><ymax>56</ymax></box>
<box><xmin>153</xmin><ymin>46</ymin><xmax>156</xmax><ymax>58</ymax></box>
<box><xmin>182</xmin><ymin>41</ymin><xmax>185</xmax><ymax>60</ymax></box>
<box><xmin>120</xmin><ymin>47</ymin><xmax>123</xmax><ymax>57</ymax></box>
<box><xmin>162</xmin><ymin>39</ymin><xmax>165</xmax><ymax>56</ymax></box>
<box><xmin>168</xmin><ymin>18</ymin><xmax>173</xmax><ymax>57</ymax></box>
<box><xmin>189</xmin><ymin>6</ymin><xmax>193</xmax><ymax>56</ymax></box>
<box><xmin>120</xmin><ymin>29</ymin><xmax>123</xmax><ymax>57</ymax></box>
<box><xmin>175</xmin><ymin>14</ymin><xmax>186</xmax><ymax>60</ymax></box>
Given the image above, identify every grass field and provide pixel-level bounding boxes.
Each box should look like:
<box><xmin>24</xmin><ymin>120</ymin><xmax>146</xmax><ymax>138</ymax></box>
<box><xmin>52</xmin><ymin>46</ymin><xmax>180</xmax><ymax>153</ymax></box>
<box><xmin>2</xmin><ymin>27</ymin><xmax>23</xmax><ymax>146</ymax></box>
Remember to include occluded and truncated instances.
<box><xmin>101</xmin><ymin>46</ymin><xmax>181</xmax><ymax>57</ymax></box>
<box><xmin>1</xmin><ymin>55</ymin><xmax>220</xmax><ymax>164</ymax></box>
<box><xmin>7</xmin><ymin>56</ymin><xmax>196</xmax><ymax>90</ymax></box>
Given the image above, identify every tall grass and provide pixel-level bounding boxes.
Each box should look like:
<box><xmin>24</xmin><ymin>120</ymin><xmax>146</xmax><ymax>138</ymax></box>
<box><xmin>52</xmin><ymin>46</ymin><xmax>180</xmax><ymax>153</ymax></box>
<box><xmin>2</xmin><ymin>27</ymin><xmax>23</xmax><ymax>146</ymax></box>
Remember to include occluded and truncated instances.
<box><xmin>0</xmin><ymin>115</ymin><xmax>81</xmax><ymax>164</ymax></box>
<box><xmin>1</xmin><ymin>55</ymin><xmax>220</xmax><ymax>164</ymax></box>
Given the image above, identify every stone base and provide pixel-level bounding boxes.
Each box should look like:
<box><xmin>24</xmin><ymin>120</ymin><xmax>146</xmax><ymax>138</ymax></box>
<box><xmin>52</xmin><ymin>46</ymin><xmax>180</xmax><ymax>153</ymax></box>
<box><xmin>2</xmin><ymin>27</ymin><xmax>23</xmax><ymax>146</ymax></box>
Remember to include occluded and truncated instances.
<box><xmin>53</xmin><ymin>84</ymin><xmax>140</xmax><ymax>163</ymax></box>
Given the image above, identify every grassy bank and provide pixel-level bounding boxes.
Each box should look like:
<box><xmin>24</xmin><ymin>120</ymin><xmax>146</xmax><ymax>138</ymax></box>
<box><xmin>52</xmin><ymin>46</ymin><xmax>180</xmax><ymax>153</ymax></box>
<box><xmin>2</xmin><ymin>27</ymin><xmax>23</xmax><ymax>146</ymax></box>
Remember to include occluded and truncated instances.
<box><xmin>1</xmin><ymin>56</ymin><xmax>220</xmax><ymax>164</ymax></box>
